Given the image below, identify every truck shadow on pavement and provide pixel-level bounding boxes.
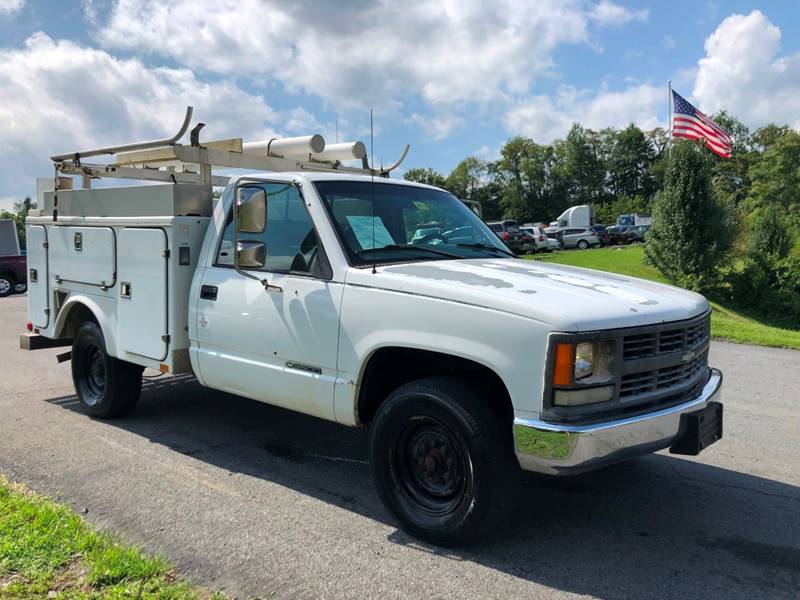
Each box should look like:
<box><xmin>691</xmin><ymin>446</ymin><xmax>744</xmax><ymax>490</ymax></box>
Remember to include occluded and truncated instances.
<box><xmin>47</xmin><ymin>377</ymin><xmax>800</xmax><ymax>600</ymax></box>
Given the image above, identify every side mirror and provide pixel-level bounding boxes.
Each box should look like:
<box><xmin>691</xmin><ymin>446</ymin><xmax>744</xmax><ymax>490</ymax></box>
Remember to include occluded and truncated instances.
<box><xmin>237</xmin><ymin>240</ymin><xmax>266</xmax><ymax>269</ymax></box>
<box><xmin>237</xmin><ymin>187</ymin><xmax>267</xmax><ymax>233</ymax></box>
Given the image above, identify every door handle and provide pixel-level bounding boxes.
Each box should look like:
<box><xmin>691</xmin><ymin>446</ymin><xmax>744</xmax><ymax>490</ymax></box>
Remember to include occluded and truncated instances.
<box><xmin>200</xmin><ymin>285</ymin><xmax>218</xmax><ymax>301</ymax></box>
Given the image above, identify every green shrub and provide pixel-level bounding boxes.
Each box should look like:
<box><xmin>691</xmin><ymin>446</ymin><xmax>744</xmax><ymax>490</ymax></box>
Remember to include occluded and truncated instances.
<box><xmin>644</xmin><ymin>141</ymin><xmax>733</xmax><ymax>292</ymax></box>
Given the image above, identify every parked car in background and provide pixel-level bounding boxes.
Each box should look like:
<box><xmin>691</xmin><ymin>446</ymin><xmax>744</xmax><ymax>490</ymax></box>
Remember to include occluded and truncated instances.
<box><xmin>606</xmin><ymin>224</ymin><xmax>632</xmax><ymax>245</ymax></box>
<box><xmin>0</xmin><ymin>254</ymin><xmax>27</xmax><ymax>297</ymax></box>
<box><xmin>557</xmin><ymin>227</ymin><xmax>601</xmax><ymax>250</ymax></box>
<box><xmin>519</xmin><ymin>229</ymin><xmax>537</xmax><ymax>254</ymax></box>
<box><xmin>520</xmin><ymin>225</ymin><xmax>551</xmax><ymax>253</ymax></box>
<box><xmin>487</xmin><ymin>220</ymin><xmax>525</xmax><ymax>254</ymax></box>
<box><xmin>590</xmin><ymin>225</ymin><xmax>610</xmax><ymax>246</ymax></box>
<box><xmin>627</xmin><ymin>224</ymin><xmax>651</xmax><ymax>242</ymax></box>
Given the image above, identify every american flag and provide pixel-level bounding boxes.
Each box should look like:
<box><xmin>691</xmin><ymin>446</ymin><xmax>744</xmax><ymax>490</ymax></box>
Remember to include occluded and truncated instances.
<box><xmin>671</xmin><ymin>90</ymin><xmax>732</xmax><ymax>158</ymax></box>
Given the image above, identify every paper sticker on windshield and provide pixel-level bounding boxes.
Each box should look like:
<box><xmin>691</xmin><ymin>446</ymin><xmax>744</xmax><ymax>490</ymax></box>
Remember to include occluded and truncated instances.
<box><xmin>346</xmin><ymin>216</ymin><xmax>395</xmax><ymax>250</ymax></box>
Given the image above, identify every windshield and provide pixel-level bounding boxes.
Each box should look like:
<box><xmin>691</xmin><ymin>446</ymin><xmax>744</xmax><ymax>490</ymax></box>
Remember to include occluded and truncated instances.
<box><xmin>314</xmin><ymin>180</ymin><xmax>512</xmax><ymax>266</ymax></box>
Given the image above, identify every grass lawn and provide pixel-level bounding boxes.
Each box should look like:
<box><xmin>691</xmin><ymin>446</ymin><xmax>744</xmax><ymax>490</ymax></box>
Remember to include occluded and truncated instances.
<box><xmin>0</xmin><ymin>476</ymin><xmax>225</xmax><ymax>599</ymax></box>
<box><xmin>526</xmin><ymin>245</ymin><xmax>800</xmax><ymax>351</ymax></box>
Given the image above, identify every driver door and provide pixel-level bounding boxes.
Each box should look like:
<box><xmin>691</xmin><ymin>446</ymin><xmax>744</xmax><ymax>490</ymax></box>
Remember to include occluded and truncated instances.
<box><xmin>194</xmin><ymin>181</ymin><xmax>342</xmax><ymax>421</ymax></box>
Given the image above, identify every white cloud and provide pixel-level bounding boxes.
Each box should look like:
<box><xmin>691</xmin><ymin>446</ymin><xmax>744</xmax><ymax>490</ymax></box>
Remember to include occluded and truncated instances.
<box><xmin>588</xmin><ymin>1</ymin><xmax>648</xmax><ymax>27</ymax></box>
<box><xmin>0</xmin><ymin>0</ymin><xmax>24</xmax><ymax>15</ymax></box>
<box><xmin>95</xmin><ymin>0</ymin><xmax>591</xmax><ymax>108</ymax></box>
<box><xmin>0</xmin><ymin>33</ymin><xmax>287</xmax><ymax>200</ymax></box>
<box><xmin>504</xmin><ymin>83</ymin><xmax>663</xmax><ymax>141</ymax></box>
<box><xmin>283</xmin><ymin>107</ymin><xmax>323</xmax><ymax>135</ymax></box>
<box><xmin>693</xmin><ymin>10</ymin><xmax>800</xmax><ymax>129</ymax></box>
<box><xmin>408</xmin><ymin>113</ymin><xmax>464</xmax><ymax>141</ymax></box>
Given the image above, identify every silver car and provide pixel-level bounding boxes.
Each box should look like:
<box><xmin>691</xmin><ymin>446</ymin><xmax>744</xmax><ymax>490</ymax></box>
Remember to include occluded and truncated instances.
<box><xmin>557</xmin><ymin>227</ymin><xmax>600</xmax><ymax>250</ymax></box>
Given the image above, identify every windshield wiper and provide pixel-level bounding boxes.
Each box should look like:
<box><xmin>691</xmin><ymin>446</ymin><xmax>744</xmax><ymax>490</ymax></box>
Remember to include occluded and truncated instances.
<box><xmin>356</xmin><ymin>244</ymin><xmax>462</xmax><ymax>259</ymax></box>
<box><xmin>455</xmin><ymin>243</ymin><xmax>516</xmax><ymax>257</ymax></box>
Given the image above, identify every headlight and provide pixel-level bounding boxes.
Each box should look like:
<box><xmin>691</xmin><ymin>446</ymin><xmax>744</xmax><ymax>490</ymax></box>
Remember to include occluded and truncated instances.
<box><xmin>574</xmin><ymin>341</ymin><xmax>615</xmax><ymax>384</ymax></box>
<box><xmin>551</xmin><ymin>340</ymin><xmax>616</xmax><ymax>406</ymax></box>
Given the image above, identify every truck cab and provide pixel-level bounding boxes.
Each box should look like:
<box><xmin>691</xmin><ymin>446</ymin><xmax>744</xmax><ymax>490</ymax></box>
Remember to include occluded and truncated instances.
<box><xmin>22</xmin><ymin>112</ymin><xmax>723</xmax><ymax>545</ymax></box>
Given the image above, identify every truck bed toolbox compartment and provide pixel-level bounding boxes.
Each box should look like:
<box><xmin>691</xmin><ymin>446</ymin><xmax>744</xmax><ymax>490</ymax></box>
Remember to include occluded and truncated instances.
<box><xmin>118</xmin><ymin>228</ymin><xmax>169</xmax><ymax>361</ymax></box>
<box><xmin>26</xmin><ymin>225</ymin><xmax>49</xmax><ymax>327</ymax></box>
<box><xmin>49</xmin><ymin>226</ymin><xmax>115</xmax><ymax>287</ymax></box>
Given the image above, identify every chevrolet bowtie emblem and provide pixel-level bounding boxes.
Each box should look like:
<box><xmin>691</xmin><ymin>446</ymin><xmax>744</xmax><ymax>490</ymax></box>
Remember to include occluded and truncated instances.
<box><xmin>681</xmin><ymin>349</ymin><xmax>696</xmax><ymax>363</ymax></box>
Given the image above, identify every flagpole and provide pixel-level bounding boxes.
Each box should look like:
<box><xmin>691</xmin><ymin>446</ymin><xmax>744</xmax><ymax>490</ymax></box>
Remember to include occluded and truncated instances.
<box><xmin>667</xmin><ymin>80</ymin><xmax>673</xmax><ymax>149</ymax></box>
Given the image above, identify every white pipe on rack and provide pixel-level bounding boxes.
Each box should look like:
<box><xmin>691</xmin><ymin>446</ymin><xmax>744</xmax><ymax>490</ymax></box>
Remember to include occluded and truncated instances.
<box><xmin>311</xmin><ymin>141</ymin><xmax>366</xmax><ymax>162</ymax></box>
<box><xmin>242</xmin><ymin>135</ymin><xmax>325</xmax><ymax>159</ymax></box>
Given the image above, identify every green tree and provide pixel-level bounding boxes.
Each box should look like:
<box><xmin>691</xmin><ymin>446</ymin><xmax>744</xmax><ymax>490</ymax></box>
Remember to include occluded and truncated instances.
<box><xmin>645</xmin><ymin>141</ymin><xmax>732</xmax><ymax>291</ymax></box>
<box><xmin>492</xmin><ymin>137</ymin><xmax>560</xmax><ymax>222</ymax></box>
<box><xmin>709</xmin><ymin>112</ymin><xmax>751</xmax><ymax>206</ymax></box>
<box><xmin>607</xmin><ymin>124</ymin><xmax>657</xmax><ymax>199</ymax></box>
<box><xmin>747</xmin><ymin>129</ymin><xmax>800</xmax><ymax>212</ymax></box>
<box><xmin>403</xmin><ymin>167</ymin><xmax>447</xmax><ymax>189</ymax></box>
<box><xmin>750</xmin><ymin>124</ymin><xmax>791</xmax><ymax>151</ymax></box>
<box><xmin>554</xmin><ymin>124</ymin><xmax>606</xmax><ymax>207</ymax></box>
<box><xmin>445</xmin><ymin>157</ymin><xmax>486</xmax><ymax>200</ymax></box>
<box><xmin>748</xmin><ymin>205</ymin><xmax>791</xmax><ymax>262</ymax></box>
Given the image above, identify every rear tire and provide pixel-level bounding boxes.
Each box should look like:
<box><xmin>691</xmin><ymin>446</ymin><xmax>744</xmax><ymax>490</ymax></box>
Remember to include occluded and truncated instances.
<box><xmin>71</xmin><ymin>321</ymin><xmax>143</xmax><ymax>418</ymax></box>
<box><xmin>369</xmin><ymin>376</ymin><xmax>516</xmax><ymax>546</ymax></box>
<box><xmin>0</xmin><ymin>274</ymin><xmax>14</xmax><ymax>298</ymax></box>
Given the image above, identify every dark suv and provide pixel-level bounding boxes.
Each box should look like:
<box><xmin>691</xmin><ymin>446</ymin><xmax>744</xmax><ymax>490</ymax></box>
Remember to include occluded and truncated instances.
<box><xmin>487</xmin><ymin>220</ymin><xmax>525</xmax><ymax>254</ymax></box>
<box><xmin>590</xmin><ymin>225</ymin><xmax>610</xmax><ymax>246</ymax></box>
<box><xmin>0</xmin><ymin>253</ymin><xmax>26</xmax><ymax>297</ymax></box>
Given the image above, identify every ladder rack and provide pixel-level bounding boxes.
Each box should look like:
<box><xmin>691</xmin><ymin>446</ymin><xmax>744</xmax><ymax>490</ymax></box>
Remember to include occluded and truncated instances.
<box><xmin>50</xmin><ymin>106</ymin><xmax>409</xmax><ymax>189</ymax></box>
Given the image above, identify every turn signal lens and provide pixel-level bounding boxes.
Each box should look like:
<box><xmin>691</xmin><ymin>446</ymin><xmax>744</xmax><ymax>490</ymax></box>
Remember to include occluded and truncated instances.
<box><xmin>553</xmin><ymin>343</ymin><xmax>574</xmax><ymax>386</ymax></box>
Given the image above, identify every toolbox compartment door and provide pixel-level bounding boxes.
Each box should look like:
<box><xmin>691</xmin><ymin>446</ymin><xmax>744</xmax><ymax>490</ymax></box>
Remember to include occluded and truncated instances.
<box><xmin>26</xmin><ymin>225</ymin><xmax>49</xmax><ymax>328</ymax></box>
<box><xmin>49</xmin><ymin>226</ymin><xmax>115</xmax><ymax>287</ymax></box>
<box><xmin>118</xmin><ymin>228</ymin><xmax>169</xmax><ymax>361</ymax></box>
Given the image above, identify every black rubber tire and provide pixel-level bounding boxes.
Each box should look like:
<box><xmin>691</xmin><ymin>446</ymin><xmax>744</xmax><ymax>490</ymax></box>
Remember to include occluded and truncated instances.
<box><xmin>71</xmin><ymin>321</ymin><xmax>143</xmax><ymax>418</ymax></box>
<box><xmin>369</xmin><ymin>376</ymin><xmax>516</xmax><ymax>546</ymax></box>
<box><xmin>577</xmin><ymin>240</ymin><xmax>589</xmax><ymax>250</ymax></box>
<box><xmin>0</xmin><ymin>274</ymin><xmax>15</xmax><ymax>298</ymax></box>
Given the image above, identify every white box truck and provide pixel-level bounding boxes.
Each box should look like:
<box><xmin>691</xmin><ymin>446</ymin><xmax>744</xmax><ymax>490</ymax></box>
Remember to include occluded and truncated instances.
<box><xmin>21</xmin><ymin>108</ymin><xmax>723</xmax><ymax>545</ymax></box>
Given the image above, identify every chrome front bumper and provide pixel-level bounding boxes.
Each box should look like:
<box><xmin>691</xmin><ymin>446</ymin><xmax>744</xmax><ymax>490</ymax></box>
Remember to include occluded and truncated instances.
<box><xmin>514</xmin><ymin>368</ymin><xmax>723</xmax><ymax>475</ymax></box>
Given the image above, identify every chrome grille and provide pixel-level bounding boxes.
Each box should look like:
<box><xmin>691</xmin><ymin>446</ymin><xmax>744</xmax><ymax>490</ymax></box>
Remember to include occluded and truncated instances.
<box><xmin>623</xmin><ymin>314</ymin><xmax>710</xmax><ymax>360</ymax></box>
<box><xmin>620</xmin><ymin>351</ymin><xmax>708</xmax><ymax>398</ymax></box>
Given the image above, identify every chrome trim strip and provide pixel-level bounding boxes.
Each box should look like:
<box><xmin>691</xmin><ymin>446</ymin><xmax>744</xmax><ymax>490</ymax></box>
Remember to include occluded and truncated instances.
<box><xmin>514</xmin><ymin>368</ymin><xmax>722</xmax><ymax>475</ymax></box>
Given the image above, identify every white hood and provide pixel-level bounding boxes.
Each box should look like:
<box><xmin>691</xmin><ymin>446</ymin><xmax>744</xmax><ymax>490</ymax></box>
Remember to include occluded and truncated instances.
<box><xmin>351</xmin><ymin>259</ymin><xmax>709</xmax><ymax>332</ymax></box>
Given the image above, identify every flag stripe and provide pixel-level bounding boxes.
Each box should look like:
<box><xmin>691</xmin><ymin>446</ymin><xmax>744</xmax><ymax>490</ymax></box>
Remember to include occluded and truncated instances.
<box><xmin>672</xmin><ymin>118</ymin><xmax>731</xmax><ymax>151</ymax></box>
<box><xmin>672</xmin><ymin>128</ymin><xmax>729</xmax><ymax>154</ymax></box>
<box><xmin>672</xmin><ymin>128</ymin><xmax>730</xmax><ymax>154</ymax></box>
<box><xmin>695</xmin><ymin>111</ymin><xmax>732</xmax><ymax>142</ymax></box>
<box><xmin>672</xmin><ymin>117</ymin><xmax>731</xmax><ymax>146</ymax></box>
<box><xmin>673</xmin><ymin>131</ymin><xmax>731</xmax><ymax>158</ymax></box>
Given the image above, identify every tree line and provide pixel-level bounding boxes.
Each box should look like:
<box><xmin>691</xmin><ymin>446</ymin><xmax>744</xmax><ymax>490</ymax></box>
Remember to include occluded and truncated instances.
<box><xmin>406</xmin><ymin>116</ymin><xmax>800</xmax><ymax>328</ymax></box>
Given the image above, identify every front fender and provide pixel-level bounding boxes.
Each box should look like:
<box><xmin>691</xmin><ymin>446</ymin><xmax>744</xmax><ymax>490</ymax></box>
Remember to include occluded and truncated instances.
<box><xmin>335</xmin><ymin>285</ymin><xmax>550</xmax><ymax>424</ymax></box>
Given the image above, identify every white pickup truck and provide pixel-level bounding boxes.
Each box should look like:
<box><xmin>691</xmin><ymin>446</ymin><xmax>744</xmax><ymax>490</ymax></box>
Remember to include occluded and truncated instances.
<box><xmin>22</xmin><ymin>112</ymin><xmax>723</xmax><ymax>545</ymax></box>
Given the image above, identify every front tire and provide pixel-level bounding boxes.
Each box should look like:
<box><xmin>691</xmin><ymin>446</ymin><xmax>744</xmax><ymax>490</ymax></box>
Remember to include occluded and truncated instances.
<box><xmin>577</xmin><ymin>240</ymin><xmax>589</xmax><ymax>250</ymax></box>
<box><xmin>71</xmin><ymin>321</ymin><xmax>143</xmax><ymax>418</ymax></box>
<box><xmin>369</xmin><ymin>377</ymin><xmax>515</xmax><ymax>546</ymax></box>
<box><xmin>0</xmin><ymin>274</ymin><xmax>14</xmax><ymax>297</ymax></box>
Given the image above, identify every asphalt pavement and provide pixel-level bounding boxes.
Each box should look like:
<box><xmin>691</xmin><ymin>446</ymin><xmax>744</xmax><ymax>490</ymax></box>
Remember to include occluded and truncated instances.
<box><xmin>1</xmin><ymin>294</ymin><xmax>798</xmax><ymax>599</ymax></box>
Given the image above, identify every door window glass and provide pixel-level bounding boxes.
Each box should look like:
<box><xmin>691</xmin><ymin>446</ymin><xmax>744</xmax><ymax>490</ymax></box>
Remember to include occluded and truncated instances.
<box><xmin>216</xmin><ymin>182</ymin><xmax>321</xmax><ymax>274</ymax></box>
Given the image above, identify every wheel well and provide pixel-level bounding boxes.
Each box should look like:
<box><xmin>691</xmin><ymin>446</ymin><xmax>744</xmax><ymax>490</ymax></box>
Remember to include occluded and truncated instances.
<box><xmin>57</xmin><ymin>302</ymin><xmax>98</xmax><ymax>339</ymax></box>
<box><xmin>357</xmin><ymin>347</ymin><xmax>513</xmax><ymax>426</ymax></box>
<box><xmin>0</xmin><ymin>269</ymin><xmax>16</xmax><ymax>281</ymax></box>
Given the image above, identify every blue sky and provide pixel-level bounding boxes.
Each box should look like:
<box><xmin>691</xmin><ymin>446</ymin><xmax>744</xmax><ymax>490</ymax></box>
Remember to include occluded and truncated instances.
<box><xmin>1</xmin><ymin>1</ymin><xmax>799</xmax><ymax>209</ymax></box>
